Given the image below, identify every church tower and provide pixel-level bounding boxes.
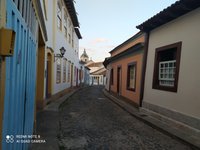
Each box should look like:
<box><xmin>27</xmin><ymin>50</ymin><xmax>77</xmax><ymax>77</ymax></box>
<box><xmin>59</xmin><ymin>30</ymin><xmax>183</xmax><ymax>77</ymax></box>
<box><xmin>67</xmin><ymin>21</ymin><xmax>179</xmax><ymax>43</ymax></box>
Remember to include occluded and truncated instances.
<box><xmin>80</xmin><ymin>49</ymin><xmax>89</xmax><ymax>63</ymax></box>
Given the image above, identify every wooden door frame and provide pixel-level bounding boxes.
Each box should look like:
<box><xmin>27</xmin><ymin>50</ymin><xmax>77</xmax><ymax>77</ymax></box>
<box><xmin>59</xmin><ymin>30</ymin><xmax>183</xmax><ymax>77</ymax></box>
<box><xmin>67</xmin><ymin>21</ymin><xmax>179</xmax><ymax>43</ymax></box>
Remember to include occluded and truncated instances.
<box><xmin>46</xmin><ymin>52</ymin><xmax>52</xmax><ymax>98</ymax></box>
<box><xmin>117</xmin><ymin>66</ymin><xmax>122</xmax><ymax>95</ymax></box>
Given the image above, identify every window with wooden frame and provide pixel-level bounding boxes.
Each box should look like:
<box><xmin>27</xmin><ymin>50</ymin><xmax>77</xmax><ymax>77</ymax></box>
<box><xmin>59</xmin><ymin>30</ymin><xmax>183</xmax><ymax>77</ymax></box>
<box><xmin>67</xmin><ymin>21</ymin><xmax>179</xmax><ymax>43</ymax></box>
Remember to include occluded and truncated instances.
<box><xmin>153</xmin><ymin>42</ymin><xmax>182</xmax><ymax>92</ymax></box>
<box><xmin>67</xmin><ymin>61</ymin><xmax>71</xmax><ymax>83</ymax></box>
<box><xmin>74</xmin><ymin>67</ymin><xmax>76</xmax><ymax>82</ymax></box>
<box><xmin>57</xmin><ymin>1</ymin><xmax>62</xmax><ymax>30</ymax></box>
<box><xmin>72</xmin><ymin>38</ymin><xmax>74</xmax><ymax>48</ymax></box>
<box><xmin>82</xmin><ymin>70</ymin><xmax>84</xmax><ymax>80</ymax></box>
<box><xmin>56</xmin><ymin>58</ymin><xmax>61</xmax><ymax>83</ymax></box>
<box><xmin>64</xmin><ymin>10</ymin><xmax>68</xmax><ymax>38</ymax></box>
<box><xmin>79</xmin><ymin>69</ymin><xmax>82</xmax><ymax>81</ymax></box>
<box><xmin>63</xmin><ymin>59</ymin><xmax>67</xmax><ymax>82</ymax></box>
<box><xmin>127</xmin><ymin>62</ymin><xmax>137</xmax><ymax>91</ymax></box>
<box><xmin>68</xmin><ymin>33</ymin><xmax>71</xmax><ymax>44</ymax></box>
<box><xmin>72</xmin><ymin>30</ymin><xmax>74</xmax><ymax>48</ymax></box>
<box><xmin>110</xmin><ymin>68</ymin><xmax>114</xmax><ymax>85</ymax></box>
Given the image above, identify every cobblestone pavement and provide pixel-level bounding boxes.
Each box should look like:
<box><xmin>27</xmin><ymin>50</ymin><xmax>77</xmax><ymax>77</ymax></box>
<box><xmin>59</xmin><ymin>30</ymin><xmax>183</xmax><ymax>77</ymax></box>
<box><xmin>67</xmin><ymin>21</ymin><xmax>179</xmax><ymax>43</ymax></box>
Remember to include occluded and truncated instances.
<box><xmin>59</xmin><ymin>86</ymin><xmax>196</xmax><ymax>150</ymax></box>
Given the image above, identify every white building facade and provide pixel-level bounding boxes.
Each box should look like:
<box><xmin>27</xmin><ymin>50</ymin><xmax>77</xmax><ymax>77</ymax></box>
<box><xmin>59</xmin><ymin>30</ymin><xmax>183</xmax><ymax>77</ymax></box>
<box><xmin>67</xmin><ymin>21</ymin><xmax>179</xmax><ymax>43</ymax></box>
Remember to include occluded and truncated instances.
<box><xmin>43</xmin><ymin>0</ymin><xmax>82</xmax><ymax>97</ymax></box>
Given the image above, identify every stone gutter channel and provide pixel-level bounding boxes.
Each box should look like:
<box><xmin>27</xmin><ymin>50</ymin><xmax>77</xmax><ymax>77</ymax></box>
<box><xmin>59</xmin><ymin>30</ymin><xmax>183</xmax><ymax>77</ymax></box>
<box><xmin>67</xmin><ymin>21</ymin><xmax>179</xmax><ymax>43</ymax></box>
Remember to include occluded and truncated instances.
<box><xmin>29</xmin><ymin>86</ymin><xmax>86</xmax><ymax>150</ymax></box>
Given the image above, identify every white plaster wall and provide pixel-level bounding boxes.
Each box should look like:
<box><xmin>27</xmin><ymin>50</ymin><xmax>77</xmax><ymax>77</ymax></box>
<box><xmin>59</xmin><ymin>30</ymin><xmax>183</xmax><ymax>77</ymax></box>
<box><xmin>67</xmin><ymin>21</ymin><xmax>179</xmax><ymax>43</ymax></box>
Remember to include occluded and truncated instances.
<box><xmin>83</xmin><ymin>67</ymin><xmax>90</xmax><ymax>85</ymax></box>
<box><xmin>45</xmin><ymin>0</ymin><xmax>54</xmax><ymax>48</ymax></box>
<box><xmin>85</xmin><ymin>70</ymin><xmax>90</xmax><ymax>85</ymax></box>
<box><xmin>90</xmin><ymin>67</ymin><xmax>101</xmax><ymax>73</ymax></box>
<box><xmin>143</xmin><ymin>8</ymin><xmax>200</xmax><ymax>119</ymax></box>
<box><xmin>45</xmin><ymin>0</ymin><xmax>81</xmax><ymax>94</ymax></box>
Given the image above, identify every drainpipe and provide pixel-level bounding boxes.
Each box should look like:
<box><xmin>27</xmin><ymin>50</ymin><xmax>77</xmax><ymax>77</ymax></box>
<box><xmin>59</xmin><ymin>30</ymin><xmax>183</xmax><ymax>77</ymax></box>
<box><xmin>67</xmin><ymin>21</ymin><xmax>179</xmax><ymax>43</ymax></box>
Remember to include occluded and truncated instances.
<box><xmin>139</xmin><ymin>32</ymin><xmax>149</xmax><ymax>107</ymax></box>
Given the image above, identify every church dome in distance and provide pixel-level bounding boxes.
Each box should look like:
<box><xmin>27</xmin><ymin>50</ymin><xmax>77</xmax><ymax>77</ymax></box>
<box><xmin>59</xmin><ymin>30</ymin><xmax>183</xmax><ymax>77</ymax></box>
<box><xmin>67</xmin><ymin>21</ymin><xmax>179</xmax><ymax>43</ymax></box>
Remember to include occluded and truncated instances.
<box><xmin>81</xmin><ymin>49</ymin><xmax>89</xmax><ymax>63</ymax></box>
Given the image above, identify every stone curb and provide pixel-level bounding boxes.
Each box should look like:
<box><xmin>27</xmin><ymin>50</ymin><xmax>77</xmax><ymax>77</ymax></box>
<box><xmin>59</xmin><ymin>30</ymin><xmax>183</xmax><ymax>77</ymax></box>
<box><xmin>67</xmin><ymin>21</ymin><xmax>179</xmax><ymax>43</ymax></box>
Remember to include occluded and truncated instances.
<box><xmin>44</xmin><ymin>86</ymin><xmax>90</xmax><ymax>112</ymax></box>
<box><xmin>30</xmin><ymin>86</ymin><xmax>89</xmax><ymax>150</ymax></box>
<box><xmin>102</xmin><ymin>89</ymin><xmax>200</xmax><ymax>149</ymax></box>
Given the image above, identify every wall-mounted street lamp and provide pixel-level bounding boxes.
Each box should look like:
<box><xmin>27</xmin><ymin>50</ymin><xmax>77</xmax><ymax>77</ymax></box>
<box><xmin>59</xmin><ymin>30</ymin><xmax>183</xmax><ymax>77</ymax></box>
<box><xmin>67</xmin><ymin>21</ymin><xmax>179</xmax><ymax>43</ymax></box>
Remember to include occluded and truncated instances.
<box><xmin>54</xmin><ymin>47</ymin><xmax>66</xmax><ymax>62</ymax></box>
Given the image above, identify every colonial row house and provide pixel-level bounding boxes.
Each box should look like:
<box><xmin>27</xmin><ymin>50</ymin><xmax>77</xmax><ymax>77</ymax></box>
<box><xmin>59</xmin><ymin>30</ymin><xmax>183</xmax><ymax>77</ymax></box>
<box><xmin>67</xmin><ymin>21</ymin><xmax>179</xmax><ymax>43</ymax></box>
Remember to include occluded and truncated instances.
<box><xmin>36</xmin><ymin>0</ymin><xmax>83</xmax><ymax>110</ymax></box>
<box><xmin>136</xmin><ymin>0</ymin><xmax>200</xmax><ymax>133</ymax></box>
<box><xmin>103</xmin><ymin>32</ymin><xmax>145</xmax><ymax>107</ymax></box>
<box><xmin>0</xmin><ymin>0</ymin><xmax>47</xmax><ymax>150</ymax></box>
<box><xmin>104</xmin><ymin>0</ymin><xmax>200</xmax><ymax>144</ymax></box>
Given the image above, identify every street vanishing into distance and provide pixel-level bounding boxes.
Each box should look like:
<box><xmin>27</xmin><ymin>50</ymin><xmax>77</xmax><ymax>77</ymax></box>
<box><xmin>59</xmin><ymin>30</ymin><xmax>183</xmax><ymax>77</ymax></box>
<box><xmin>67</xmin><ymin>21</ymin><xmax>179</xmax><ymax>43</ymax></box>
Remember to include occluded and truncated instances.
<box><xmin>58</xmin><ymin>86</ymin><xmax>195</xmax><ymax>150</ymax></box>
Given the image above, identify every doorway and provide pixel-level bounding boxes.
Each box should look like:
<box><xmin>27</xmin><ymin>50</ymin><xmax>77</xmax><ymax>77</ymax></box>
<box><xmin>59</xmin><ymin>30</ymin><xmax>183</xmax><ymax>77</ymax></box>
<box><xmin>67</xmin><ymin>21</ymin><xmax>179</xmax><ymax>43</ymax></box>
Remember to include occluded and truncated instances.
<box><xmin>46</xmin><ymin>53</ymin><xmax>52</xmax><ymax>98</ymax></box>
<box><xmin>117</xmin><ymin>66</ymin><xmax>122</xmax><ymax>95</ymax></box>
<box><xmin>71</xmin><ymin>64</ymin><xmax>73</xmax><ymax>87</ymax></box>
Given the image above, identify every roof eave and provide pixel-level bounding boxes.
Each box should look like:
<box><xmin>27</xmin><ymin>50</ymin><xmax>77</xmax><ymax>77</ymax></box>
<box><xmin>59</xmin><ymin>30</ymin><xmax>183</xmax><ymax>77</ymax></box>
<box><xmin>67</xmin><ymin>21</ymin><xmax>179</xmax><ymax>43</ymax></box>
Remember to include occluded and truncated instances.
<box><xmin>104</xmin><ymin>43</ymin><xmax>144</xmax><ymax>67</ymax></box>
<box><xmin>109</xmin><ymin>31</ymin><xmax>143</xmax><ymax>54</ymax></box>
<box><xmin>64</xmin><ymin>0</ymin><xmax>79</xmax><ymax>27</ymax></box>
<box><xmin>75</xmin><ymin>27</ymin><xmax>82</xmax><ymax>39</ymax></box>
<box><xmin>136</xmin><ymin>0</ymin><xmax>200</xmax><ymax>32</ymax></box>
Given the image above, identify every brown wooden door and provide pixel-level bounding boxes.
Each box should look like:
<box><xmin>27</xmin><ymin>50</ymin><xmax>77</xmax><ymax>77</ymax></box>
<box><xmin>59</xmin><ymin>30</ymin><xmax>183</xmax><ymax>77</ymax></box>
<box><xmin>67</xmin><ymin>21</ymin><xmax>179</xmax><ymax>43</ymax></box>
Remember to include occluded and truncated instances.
<box><xmin>117</xmin><ymin>66</ymin><xmax>121</xmax><ymax>95</ymax></box>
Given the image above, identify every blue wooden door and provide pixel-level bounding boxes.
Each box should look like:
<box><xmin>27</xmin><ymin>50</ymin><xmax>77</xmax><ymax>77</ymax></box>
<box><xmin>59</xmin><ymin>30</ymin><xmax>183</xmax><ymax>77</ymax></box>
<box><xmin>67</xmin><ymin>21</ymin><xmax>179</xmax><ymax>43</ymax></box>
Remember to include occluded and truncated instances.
<box><xmin>2</xmin><ymin>0</ymin><xmax>38</xmax><ymax>150</ymax></box>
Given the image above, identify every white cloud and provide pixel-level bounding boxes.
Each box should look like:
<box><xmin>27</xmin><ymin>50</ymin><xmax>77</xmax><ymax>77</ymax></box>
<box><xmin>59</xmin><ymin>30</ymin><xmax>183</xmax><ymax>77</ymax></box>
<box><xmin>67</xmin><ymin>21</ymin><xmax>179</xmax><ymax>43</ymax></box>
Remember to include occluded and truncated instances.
<box><xmin>89</xmin><ymin>38</ymin><xmax>109</xmax><ymax>45</ymax></box>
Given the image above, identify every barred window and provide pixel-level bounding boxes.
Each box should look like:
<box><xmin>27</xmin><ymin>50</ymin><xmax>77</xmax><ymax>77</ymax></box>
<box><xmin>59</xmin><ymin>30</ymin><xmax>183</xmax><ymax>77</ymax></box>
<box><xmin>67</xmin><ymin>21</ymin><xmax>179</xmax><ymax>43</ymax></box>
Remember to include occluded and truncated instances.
<box><xmin>57</xmin><ymin>2</ymin><xmax>62</xmax><ymax>30</ymax></box>
<box><xmin>159</xmin><ymin>60</ymin><xmax>176</xmax><ymax>87</ymax></box>
<box><xmin>68</xmin><ymin>61</ymin><xmax>71</xmax><ymax>83</ymax></box>
<box><xmin>63</xmin><ymin>59</ymin><xmax>66</xmax><ymax>82</ymax></box>
<box><xmin>72</xmin><ymin>30</ymin><xmax>74</xmax><ymax>47</ymax></box>
<box><xmin>64</xmin><ymin>11</ymin><xmax>68</xmax><ymax>38</ymax></box>
<box><xmin>110</xmin><ymin>68</ymin><xmax>113</xmax><ymax>85</ymax></box>
<box><xmin>127</xmin><ymin>63</ymin><xmax>136</xmax><ymax>91</ymax></box>
<box><xmin>153</xmin><ymin>42</ymin><xmax>182</xmax><ymax>92</ymax></box>
<box><xmin>56</xmin><ymin>58</ymin><xmax>61</xmax><ymax>83</ymax></box>
<box><xmin>68</xmin><ymin>33</ymin><xmax>71</xmax><ymax>44</ymax></box>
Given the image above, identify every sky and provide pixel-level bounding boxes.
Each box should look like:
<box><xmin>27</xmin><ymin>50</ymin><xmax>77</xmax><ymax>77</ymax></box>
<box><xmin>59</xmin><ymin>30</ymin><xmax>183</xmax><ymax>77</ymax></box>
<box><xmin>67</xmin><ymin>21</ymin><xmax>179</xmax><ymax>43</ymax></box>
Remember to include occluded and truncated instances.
<box><xmin>75</xmin><ymin>0</ymin><xmax>178</xmax><ymax>62</ymax></box>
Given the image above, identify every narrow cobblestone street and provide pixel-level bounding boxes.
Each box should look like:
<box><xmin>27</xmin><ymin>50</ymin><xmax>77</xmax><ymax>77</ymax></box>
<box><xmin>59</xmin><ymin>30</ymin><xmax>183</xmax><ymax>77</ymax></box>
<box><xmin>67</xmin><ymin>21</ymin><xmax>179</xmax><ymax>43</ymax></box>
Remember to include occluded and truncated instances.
<box><xmin>59</xmin><ymin>86</ymin><xmax>195</xmax><ymax>150</ymax></box>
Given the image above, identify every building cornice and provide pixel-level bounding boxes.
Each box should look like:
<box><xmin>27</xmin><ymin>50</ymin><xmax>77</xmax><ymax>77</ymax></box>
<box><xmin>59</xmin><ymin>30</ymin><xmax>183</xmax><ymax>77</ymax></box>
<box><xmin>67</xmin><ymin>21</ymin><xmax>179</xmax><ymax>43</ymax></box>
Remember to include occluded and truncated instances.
<box><xmin>136</xmin><ymin>0</ymin><xmax>200</xmax><ymax>32</ymax></box>
<box><xmin>104</xmin><ymin>43</ymin><xmax>144</xmax><ymax>67</ymax></box>
<box><xmin>64</xmin><ymin>0</ymin><xmax>79</xmax><ymax>28</ymax></box>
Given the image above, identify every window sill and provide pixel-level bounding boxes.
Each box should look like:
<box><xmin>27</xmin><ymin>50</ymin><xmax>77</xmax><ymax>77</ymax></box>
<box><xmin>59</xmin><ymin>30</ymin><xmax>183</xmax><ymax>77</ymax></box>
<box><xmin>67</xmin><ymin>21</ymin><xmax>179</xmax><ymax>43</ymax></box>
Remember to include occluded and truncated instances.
<box><xmin>127</xmin><ymin>87</ymin><xmax>136</xmax><ymax>92</ymax></box>
<box><xmin>152</xmin><ymin>84</ymin><xmax>177</xmax><ymax>92</ymax></box>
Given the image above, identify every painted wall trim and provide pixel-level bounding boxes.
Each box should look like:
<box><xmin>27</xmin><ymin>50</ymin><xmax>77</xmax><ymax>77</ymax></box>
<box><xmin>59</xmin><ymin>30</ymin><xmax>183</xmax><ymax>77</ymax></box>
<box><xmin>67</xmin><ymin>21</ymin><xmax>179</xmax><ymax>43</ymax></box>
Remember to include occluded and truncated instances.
<box><xmin>139</xmin><ymin>33</ymin><xmax>149</xmax><ymax>107</ymax></box>
<box><xmin>142</xmin><ymin>101</ymin><xmax>200</xmax><ymax>130</ymax></box>
<box><xmin>47</xmin><ymin>46</ymin><xmax>54</xmax><ymax>53</ymax></box>
<box><xmin>36</xmin><ymin>46</ymin><xmax>45</xmax><ymax>109</ymax></box>
<box><xmin>104</xmin><ymin>43</ymin><xmax>144</xmax><ymax>67</ymax></box>
<box><xmin>33</xmin><ymin>0</ymin><xmax>48</xmax><ymax>41</ymax></box>
<box><xmin>0</xmin><ymin>57</ymin><xmax>6</xmax><ymax>150</ymax></box>
<box><xmin>0</xmin><ymin>0</ymin><xmax>6</xmax><ymax>148</ymax></box>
